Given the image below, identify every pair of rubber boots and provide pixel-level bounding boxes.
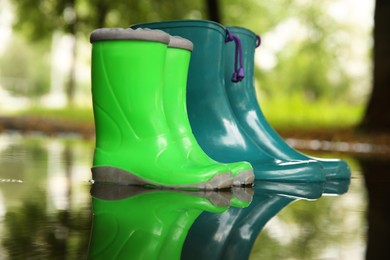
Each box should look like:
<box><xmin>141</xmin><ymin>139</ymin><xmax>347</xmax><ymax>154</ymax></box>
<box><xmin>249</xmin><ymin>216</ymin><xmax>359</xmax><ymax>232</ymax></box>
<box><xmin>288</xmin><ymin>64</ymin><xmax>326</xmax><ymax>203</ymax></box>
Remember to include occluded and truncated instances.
<box><xmin>91</xmin><ymin>20</ymin><xmax>350</xmax><ymax>190</ymax></box>
<box><xmin>90</xmin><ymin>28</ymin><xmax>254</xmax><ymax>190</ymax></box>
<box><xmin>129</xmin><ymin>20</ymin><xmax>351</xmax><ymax>183</ymax></box>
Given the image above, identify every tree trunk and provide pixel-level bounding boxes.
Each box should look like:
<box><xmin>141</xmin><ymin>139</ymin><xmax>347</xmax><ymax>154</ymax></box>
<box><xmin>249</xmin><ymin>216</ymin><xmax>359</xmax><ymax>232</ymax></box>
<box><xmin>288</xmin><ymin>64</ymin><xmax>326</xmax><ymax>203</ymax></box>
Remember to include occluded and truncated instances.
<box><xmin>206</xmin><ymin>0</ymin><xmax>221</xmax><ymax>23</ymax></box>
<box><xmin>66</xmin><ymin>36</ymin><xmax>77</xmax><ymax>107</ymax></box>
<box><xmin>95</xmin><ymin>0</ymin><xmax>110</xmax><ymax>28</ymax></box>
<box><xmin>360</xmin><ymin>0</ymin><xmax>390</xmax><ymax>132</ymax></box>
<box><xmin>64</xmin><ymin>0</ymin><xmax>77</xmax><ymax>107</ymax></box>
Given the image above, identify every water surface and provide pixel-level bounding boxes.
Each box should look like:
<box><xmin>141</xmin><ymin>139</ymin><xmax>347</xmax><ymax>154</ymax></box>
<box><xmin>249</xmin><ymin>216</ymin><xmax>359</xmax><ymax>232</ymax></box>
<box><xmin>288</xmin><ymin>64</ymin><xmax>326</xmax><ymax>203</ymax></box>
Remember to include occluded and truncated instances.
<box><xmin>0</xmin><ymin>133</ymin><xmax>383</xmax><ymax>259</ymax></box>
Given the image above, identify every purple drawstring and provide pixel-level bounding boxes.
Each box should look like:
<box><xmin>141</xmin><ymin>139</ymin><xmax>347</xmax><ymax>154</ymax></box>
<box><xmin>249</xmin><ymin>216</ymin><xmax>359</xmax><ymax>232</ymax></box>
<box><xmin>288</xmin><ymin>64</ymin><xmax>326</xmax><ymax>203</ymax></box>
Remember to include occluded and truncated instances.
<box><xmin>226</xmin><ymin>29</ymin><xmax>244</xmax><ymax>82</ymax></box>
<box><xmin>256</xmin><ymin>35</ymin><xmax>261</xmax><ymax>48</ymax></box>
<box><xmin>225</xmin><ymin>31</ymin><xmax>262</xmax><ymax>82</ymax></box>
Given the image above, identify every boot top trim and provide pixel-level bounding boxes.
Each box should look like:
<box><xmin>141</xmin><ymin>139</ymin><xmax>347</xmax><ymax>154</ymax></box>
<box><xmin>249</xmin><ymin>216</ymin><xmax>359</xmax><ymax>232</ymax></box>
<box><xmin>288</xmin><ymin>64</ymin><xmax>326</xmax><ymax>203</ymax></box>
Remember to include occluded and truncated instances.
<box><xmin>90</xmin><ymin>28</ymin><xmax>170</xmax><ymax>44</ymax></box>
<box><xmin>168</xmin><ymin>35</ymin><xmax>193</xmax><ymax>51</ymax></box>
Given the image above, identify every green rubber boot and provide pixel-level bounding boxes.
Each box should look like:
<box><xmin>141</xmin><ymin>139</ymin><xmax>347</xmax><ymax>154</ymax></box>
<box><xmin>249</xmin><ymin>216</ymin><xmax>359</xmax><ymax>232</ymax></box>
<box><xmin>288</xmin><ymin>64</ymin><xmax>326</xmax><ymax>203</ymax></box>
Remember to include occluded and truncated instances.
<box><xmin>88</xmin><ymin>184</ymin><xmax>229</xmax><ymax>260</ymax></box>
<box><xmin>90</xmin><ymin>28</ymin><xmax>232</xmax><ymax>190</ymax></box>
<box><xmin>165</xmin><ymin>35</ymin><xmax>254</xmax><ymax>186</ymax></box>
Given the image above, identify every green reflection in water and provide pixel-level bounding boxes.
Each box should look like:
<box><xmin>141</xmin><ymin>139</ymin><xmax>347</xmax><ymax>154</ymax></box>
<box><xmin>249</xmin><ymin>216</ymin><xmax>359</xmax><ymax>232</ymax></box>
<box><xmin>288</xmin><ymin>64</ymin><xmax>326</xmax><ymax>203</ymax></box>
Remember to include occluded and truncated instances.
<box><xmin>89</xmin><ymin>184</ymin><xmax>230</xmax><ymax>260</ymax></box>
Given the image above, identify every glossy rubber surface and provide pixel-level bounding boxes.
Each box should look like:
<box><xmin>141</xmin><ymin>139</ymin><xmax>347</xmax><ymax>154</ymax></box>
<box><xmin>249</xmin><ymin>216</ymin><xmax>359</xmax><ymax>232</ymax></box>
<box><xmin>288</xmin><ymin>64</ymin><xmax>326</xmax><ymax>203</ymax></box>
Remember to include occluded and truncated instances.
<box><xmin>225</xmin><ymin>26</ymin><xmax>351</xmax><ymax>180</ymax></box>
<box><xmin>131</xmin><ymin>20</ymin><xmax>325</xmax><ymax>182</ymax></box>
<box><xmin>91</xmin><ymin>32</ymin><xmax>232</xmax><ymax>189</ymax></box>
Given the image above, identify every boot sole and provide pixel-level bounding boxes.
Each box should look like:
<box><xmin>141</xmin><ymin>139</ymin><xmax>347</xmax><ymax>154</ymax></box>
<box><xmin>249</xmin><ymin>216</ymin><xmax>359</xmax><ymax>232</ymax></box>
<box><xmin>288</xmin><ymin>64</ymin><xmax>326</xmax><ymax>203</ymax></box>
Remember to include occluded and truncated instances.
<box><xmin>92</xmin><ymin>166</ymin><xmax>233</xmax><ymax>190</ymax></box>
<box><xmin>232</xmin><ymin>169</ymin><xmax>255</xmax><ymax>187</ymax></box>
<box><xmin>90</xmin><ymin>182</ymin><xmax>233</xmax><ymax>207</ymax></box>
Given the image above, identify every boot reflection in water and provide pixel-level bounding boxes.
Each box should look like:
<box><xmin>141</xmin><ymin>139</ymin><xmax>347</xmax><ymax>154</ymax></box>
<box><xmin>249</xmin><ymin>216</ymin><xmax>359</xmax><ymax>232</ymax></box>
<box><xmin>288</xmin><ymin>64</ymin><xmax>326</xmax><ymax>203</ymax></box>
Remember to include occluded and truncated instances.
<box><xmin>224</xmin><ymin>26</ymin><xmax>351</xmax><ymax>180</ymax></box>
<box><xmin>181</xmin><ymin>179</ymin><xmax>349</xmax><ymax>259</ymax></box>
<box><xmin>131</xmin><ymin>20</ymin><xmax>325</xmax><ymax>182</ymax></box>
<box><xmin>87</xmin><ymin>184</ymin><xmax>230</xmax><ymax>260</ymax></box>
<box><xmin>90</xmin><ymin>28</ymin><xmax>234</xmax><ymax>189</ymax></box>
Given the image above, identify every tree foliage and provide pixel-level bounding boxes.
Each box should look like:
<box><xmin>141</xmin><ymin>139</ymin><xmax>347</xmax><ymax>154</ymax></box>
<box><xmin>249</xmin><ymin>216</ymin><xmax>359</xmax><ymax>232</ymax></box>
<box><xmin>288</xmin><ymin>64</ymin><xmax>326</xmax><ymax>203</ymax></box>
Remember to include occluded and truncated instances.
<box><xmin>0</xmin><ymin>36</ymin><xmax>50</xmax><ymax>99</ymax></box>
<box><xmin>11</xmin><ymin>0</ymin><xmax>76</xmax><ymax>42</ymax></box>
<box><xmin>11</xmin><ymin>0</ymin><xmax>208</xmax><ymax>41</ymax></box>
<box><xmin>9</xmin><ymin>0</ymin><xmax>210</xmax><ymax>104</ymax></box>
<box><xmin>7</xmin><ymin>0</ymin><xmax>371</xmax><ymax>108</ymax></box>
<box><xmin>222</xmin><ymin>0</ymin><xmax>366</xmax><ymax>102</ymax></box>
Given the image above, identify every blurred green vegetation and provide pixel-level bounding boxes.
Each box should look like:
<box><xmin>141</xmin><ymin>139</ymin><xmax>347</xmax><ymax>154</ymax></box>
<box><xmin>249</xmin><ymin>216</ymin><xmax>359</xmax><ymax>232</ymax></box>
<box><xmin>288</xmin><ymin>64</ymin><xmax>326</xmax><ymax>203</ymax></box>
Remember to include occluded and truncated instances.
<box><xmin>0</xmin><ymin>36</ymin><xmax>51</xmax><ymax>101</ymax></box>
<box><xmin>13</xmin><ymin>98</ymin><xmax>363</xmax><ymax>130</ymax></box>
<box><xmin>15</xmin><ymin>107</ymin><xmax>94</xmax><ymax>123</ymax></box>
<box><xmin>0</xmin><ymin>0</ymin><xmax>372</xmax><ymax>130</ymax></box>
<box><xmin>260</xmin><ymin>94</ymin><xmax>364</xmax><ymax>129</ymax></box>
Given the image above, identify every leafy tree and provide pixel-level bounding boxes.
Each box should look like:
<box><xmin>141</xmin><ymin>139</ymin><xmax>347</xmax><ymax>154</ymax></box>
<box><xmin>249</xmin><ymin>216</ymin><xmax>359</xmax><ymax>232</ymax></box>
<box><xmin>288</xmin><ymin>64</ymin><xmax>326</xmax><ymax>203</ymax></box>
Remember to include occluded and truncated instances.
<box><xmin>9</xmin><ymin>0</ymin><xmax>210</xmax><ymax>106</ymax></box>
<box><xmin>8</xmin><ymin>0</ymin><xmax>372</xmax><ymax>111</ymax></box>
<box><xmin>10</xmin><ymin>0</ymin><xmax>79</xmax><ymax>105</ymax></box>
<box><xmin>279</xmin><ymin>3</ymin><xmax>350</xmax><ymax>98</ymax></box>
<box><xmin>221</xmin><ymin>0</ymin><xmax>369</xmax><ymax>106</ymax></box>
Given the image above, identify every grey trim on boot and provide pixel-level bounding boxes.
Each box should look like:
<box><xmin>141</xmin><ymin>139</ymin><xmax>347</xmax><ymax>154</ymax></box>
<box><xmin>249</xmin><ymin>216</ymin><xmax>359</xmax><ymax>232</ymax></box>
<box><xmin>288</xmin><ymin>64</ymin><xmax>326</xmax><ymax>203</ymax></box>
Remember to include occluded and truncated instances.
<box><xmin>90</xmin><ymin>28</ymin><xmax>170</xmax><ymax>44</ymax></box>
<box><xmin>232</xmin><ymin>169</ymin><xmax>255</xmax><ymax>187</ymax></box>
<box><xmin>91</xmin><ymin>166</ymin><xmax>233</xmax><ymax>190</ymax></box>
<box><xmin>168</xmin><ymin>35</ymin><xmax>193</xmax><ymax>51</ymax></box>
<box><xmin>90</xmin><ymin>183</ymin><xmax>233</xmax><ymax>207</ymax></box>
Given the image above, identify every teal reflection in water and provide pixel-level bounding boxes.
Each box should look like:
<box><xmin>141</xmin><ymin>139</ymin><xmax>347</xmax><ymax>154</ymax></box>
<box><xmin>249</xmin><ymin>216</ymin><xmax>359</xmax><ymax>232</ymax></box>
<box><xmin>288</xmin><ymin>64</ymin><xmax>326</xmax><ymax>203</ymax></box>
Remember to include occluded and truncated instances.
<box><xmin>181</xmin><ymin>180</ymin><xmax>347</xmax><ymax>260</ymax></box>
<box><xmin>251</xmin><ymin>163</ymin><xmax>363</xmax><ymax>260</ymax></box>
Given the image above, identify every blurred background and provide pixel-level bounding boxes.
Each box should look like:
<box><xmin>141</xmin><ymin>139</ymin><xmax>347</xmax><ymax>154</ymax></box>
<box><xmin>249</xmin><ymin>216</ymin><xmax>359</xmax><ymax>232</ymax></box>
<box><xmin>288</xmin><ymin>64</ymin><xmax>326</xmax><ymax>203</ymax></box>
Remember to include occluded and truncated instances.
<box><xmin>1</xmin><ymin>0</ymin><xmax>388</xmax><ymax>143</ymax></box>
<box><xmin>1</xmin><ymin>1</ymin><xmax>390</xmax><ymax>259</ymax></box>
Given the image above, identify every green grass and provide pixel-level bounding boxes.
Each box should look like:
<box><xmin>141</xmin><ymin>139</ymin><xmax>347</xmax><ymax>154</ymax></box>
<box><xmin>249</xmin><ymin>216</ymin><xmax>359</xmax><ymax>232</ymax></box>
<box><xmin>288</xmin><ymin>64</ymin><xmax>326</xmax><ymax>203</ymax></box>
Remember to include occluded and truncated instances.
<box><xmin>10</xmin><ymin>95</ymin><xmax>364</xmax><ymax>131</ymax></box>
<box><xmin>259</xmin><ymin>94</ymin><xmax>365</xmax><ymax>130</ymax></box>
<box><xmin>15</xmin><ymin>107</ymin><xmax>94</xmax><ymax>123</ymax></box>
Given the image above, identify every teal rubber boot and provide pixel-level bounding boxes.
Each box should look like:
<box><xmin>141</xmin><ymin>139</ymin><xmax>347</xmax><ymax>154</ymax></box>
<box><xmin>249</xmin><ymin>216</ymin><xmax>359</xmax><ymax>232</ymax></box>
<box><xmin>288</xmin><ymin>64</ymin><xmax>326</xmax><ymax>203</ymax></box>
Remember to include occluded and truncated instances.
<box><xmin>224</xmin><ymin>26</ymin><xmax>350</xmax><ymax>180</ymax></box>
<box><xmin>165</xmin><ymin>35</ymin><xmax>254</xmax><ymax>186</ymax></box>
<box><xmin>88</xmin><ymin>184</ymin><xmax>229</xmax><ymax>260</ymax></box>
<box><xmin>131</xmin><ymin>20</ymin><xmax>324</xmax><ymax>182</ymax></box>
<box><xmin>90</xmin><ymin>28</ymin><xmax>232</xmax><ymax>190</ymax></box>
